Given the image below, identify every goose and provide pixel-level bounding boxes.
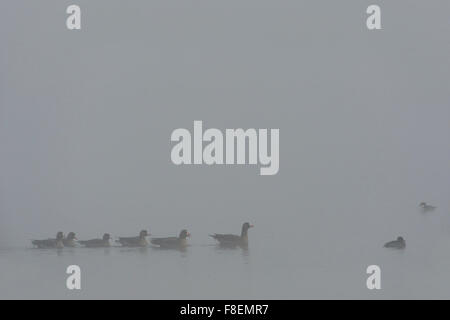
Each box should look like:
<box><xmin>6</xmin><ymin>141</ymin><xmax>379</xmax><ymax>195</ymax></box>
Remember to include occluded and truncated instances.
<box><xmin>116</xmin><ymin>230</ymin><xmax>150</xmax><ymax>247</ymax></box>
<box><xmin>32</xmin><ymin>232</ymin><xmax>64</xmax><ymax>249</ymax></box>
<box><xmin>384</xmin><ymin>236</ymin><xmax>406</xmax><ymax>249</ymax></box>
<box><xmin>210</xmin><ymin>222</ymin><xmax>254</xmax><ymax>248</ymax></box>
<box><xmin>151</xmin><ymin>229</ymin><xmax>190</xmax><ymax>249</ymax></box>
<box><xmin>63</xmin><ymin>232</ymin><xmax>78</xmax><ymax>247</ymax></box>
<box><xmin>79</xmin><ymin>233</ymin><xmax>111</xmax><ymax>248</ymax></box>
<box><xmin>420</xmin><ymin>202</ymin><xmax>436</xmax><ymax>212</ymax></box>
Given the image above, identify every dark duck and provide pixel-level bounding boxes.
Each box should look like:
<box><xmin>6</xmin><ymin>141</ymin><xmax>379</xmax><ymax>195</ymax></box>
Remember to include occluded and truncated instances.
<box><xmin>384</xmin><ymin>236</ymin><xmax>406</xmax><ymax>249</ymax></box>
<box><xmin>210</xmin><ymin>222</ymin><xmax>254</xmax><ymax>248</ymax></box>
<box><xmin>419</xmin><ymin>202</ymin><xmax>436</xmax><ymax>213</ymax></box>
<box><xmin>151</xmin><ymin>229</ymin><xmax>190</xmax><ymax>249</ymax></box>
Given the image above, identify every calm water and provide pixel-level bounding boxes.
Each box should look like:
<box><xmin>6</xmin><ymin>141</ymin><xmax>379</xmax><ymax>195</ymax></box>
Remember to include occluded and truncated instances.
<box><xmin>2</xmin><ymin>229</ymin><xmax>450</xmax><ymax>299</ymax></box>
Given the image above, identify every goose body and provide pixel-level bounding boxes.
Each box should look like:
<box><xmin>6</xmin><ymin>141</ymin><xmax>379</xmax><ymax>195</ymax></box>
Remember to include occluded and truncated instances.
<box><xmin>384</xmin><ymin>237</ymin><xmax>406</xmax><ymax>249</ymax></box>
<box><xmin>79</xmin><ymin>233</ymin><xmax>111</xmax><ymax>248</ymax></box>
<box><xmin>116</xmin><ymin>230</ymin><xmax>149</xmax><ymax>247</ymax></box>
<box><xmin>32</xmin><ymin>232</ymin><xmax>64</xmax><ymax>249</ymax></box>
<box><xmin>151</xmin><ymin>230</ymin><xmax>190</xmax><ymax>249</ymax></box>
<box><xmin>210</xmin><ymin>222</ymin><xmax>253</xmax><ymax>247</ymax></box>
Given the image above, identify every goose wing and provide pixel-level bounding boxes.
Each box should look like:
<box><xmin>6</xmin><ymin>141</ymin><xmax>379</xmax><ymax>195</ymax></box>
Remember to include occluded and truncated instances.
<box><xmin>116</xmin><ymin>236</ymin><xmax>144</xmax><ymax>246</ymax></box>
<box><xmin>210</xmin><ymin>233</ymin><xmax>241</xmax><ymax>244</ymax></box>
<box><xmin>117</xmin><ymin>236</ymin><xmax>138</xmax><ymax>243</ymax></box>
<box><xmin>79</xmin><ymin>238</ymin><xmax>102</xmax><ymax>247</ymax></box>
<box><xmin>32</xmin><ymin>238</ymin><xmax>57</xmax><ymax>248</ymax></box>
<box><xmin>151</xmin><ymin>237</ymin><xmax>178</xmax><ymax>246</ymax></box>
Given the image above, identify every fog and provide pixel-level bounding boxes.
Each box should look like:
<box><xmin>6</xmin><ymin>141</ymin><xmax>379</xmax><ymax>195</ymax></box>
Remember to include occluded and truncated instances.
<box><xmin>1</xmin><ymin>0</ymin><xmax>450</xmax><ymax>299</ymax></box>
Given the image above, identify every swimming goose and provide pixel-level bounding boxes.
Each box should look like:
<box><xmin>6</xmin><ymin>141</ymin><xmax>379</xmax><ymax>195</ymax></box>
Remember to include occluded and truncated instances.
<box><xmin>210</xmin><ymin>222</ymin><xmax>254</xmax><ymax>247</ymax></box>
<box><xmin>79</xmin><ymin>233</ymin><xmax>111</xmax><ymax>248</ymax></box>
<box><xmin>63</xmin><ymin>232</ymin><xmax>78</xmax><ymax>247</ymax></box>
<box><xmin>32</xmin><ymin>232</ymin><xmax>65</xmax><ymax>249</ymax></box>
<box><xmin>384</xmin><ymin>236</ymin><xmax>406</xmax><ymax>249</ymax></box>
<box><xmin>420</xmin><ymin>202</ymin><xmax>436</xmax><ymax>212</ymax></box>
<box><xmin>151</xmin><ymin>229</ymin><xmax>190</xmax><ymax>249</ymax></box>
<box><xmin>116</xmin><ymin>230</ymin><xmax>150</xmax><ymax>247</ymax></box>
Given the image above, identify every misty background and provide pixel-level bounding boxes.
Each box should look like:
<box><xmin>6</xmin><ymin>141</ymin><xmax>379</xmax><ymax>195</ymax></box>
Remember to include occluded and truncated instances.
<box><xmin>1</xmin><ymin>0</ymin><xmax>450</xmax><ymax>299</ymax></box>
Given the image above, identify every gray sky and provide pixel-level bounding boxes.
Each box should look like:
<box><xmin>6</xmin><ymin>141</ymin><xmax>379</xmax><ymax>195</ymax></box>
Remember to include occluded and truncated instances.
<box><xmin>0</xmin><ymin>1</ymin><xmax>450</xmax><ymax>297</ymax></box>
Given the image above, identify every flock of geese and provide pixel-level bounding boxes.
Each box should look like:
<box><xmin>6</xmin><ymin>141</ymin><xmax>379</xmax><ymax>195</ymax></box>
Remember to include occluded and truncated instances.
<box><xmin>31</xmin><ymin>222</ymin><xmax>254</xmax><ymax>250</ymax></box>
<box><xmin>383</xmin><ymin>202</ymin><xmax>437</xmax><ymax>249</ymax></box>
<box><xmin>30</xmin><ymin>202</ymin><xmax>438</xmax><ymax>251</ymax></box>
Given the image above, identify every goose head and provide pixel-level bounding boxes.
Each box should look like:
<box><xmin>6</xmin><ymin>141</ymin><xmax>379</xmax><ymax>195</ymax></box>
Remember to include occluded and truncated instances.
<box><xmin>179</xmin><ymin>229</ymin><xmax>191</xmax><ymax>239</ymax></box>
<box><xmin>139</xmin><ymin>230</ymin><xmax>150</xmax><ymax>238</ymax></box>
<box><xmin>241</xmin><ymin>222</ymin><xmax>254</xmax><ymax>236</ymax></box>
<box><xmin>66</xmin><ymin>232</ymin><xmax>77</xmax><ymax>241</ymax></box>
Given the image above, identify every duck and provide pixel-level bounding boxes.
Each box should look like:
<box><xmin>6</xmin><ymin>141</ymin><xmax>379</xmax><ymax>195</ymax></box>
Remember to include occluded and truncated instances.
<box><xmin>384</xmin><ymin>236</ymin><xmax>406</xmax><ymax>249</ymax></box>
<box><xmin>151</xmin><ymin>229</ymin><xmax>190</xmax><ymax>249</ymax></box>
<box><xmin>116</xmin><ymin>230</ymin><xmax>150</xmax><ymax>247</ymax></box>
<box><xmin>210</xmin><ymin>222</ymin><xmax>254</xmax><ymax>248</ymax></box>
<box><xmin>78</xmin><ymin>233</ymin><xmax>111</xmax><ymax>248</ymax></box>
<box><xmin>419</xmin><ymin>202</ymin><xmax>436</xmax><ymax>212</ymax></box>
<box><xmin>32</xmin><ymin>232</ymin><xmax>65</xmax><ymax>249</ymax></box>
<box><xmin>63</xmin><ymin>232</ymin><xmax>78</xmax><ymax>247</ymax></box>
